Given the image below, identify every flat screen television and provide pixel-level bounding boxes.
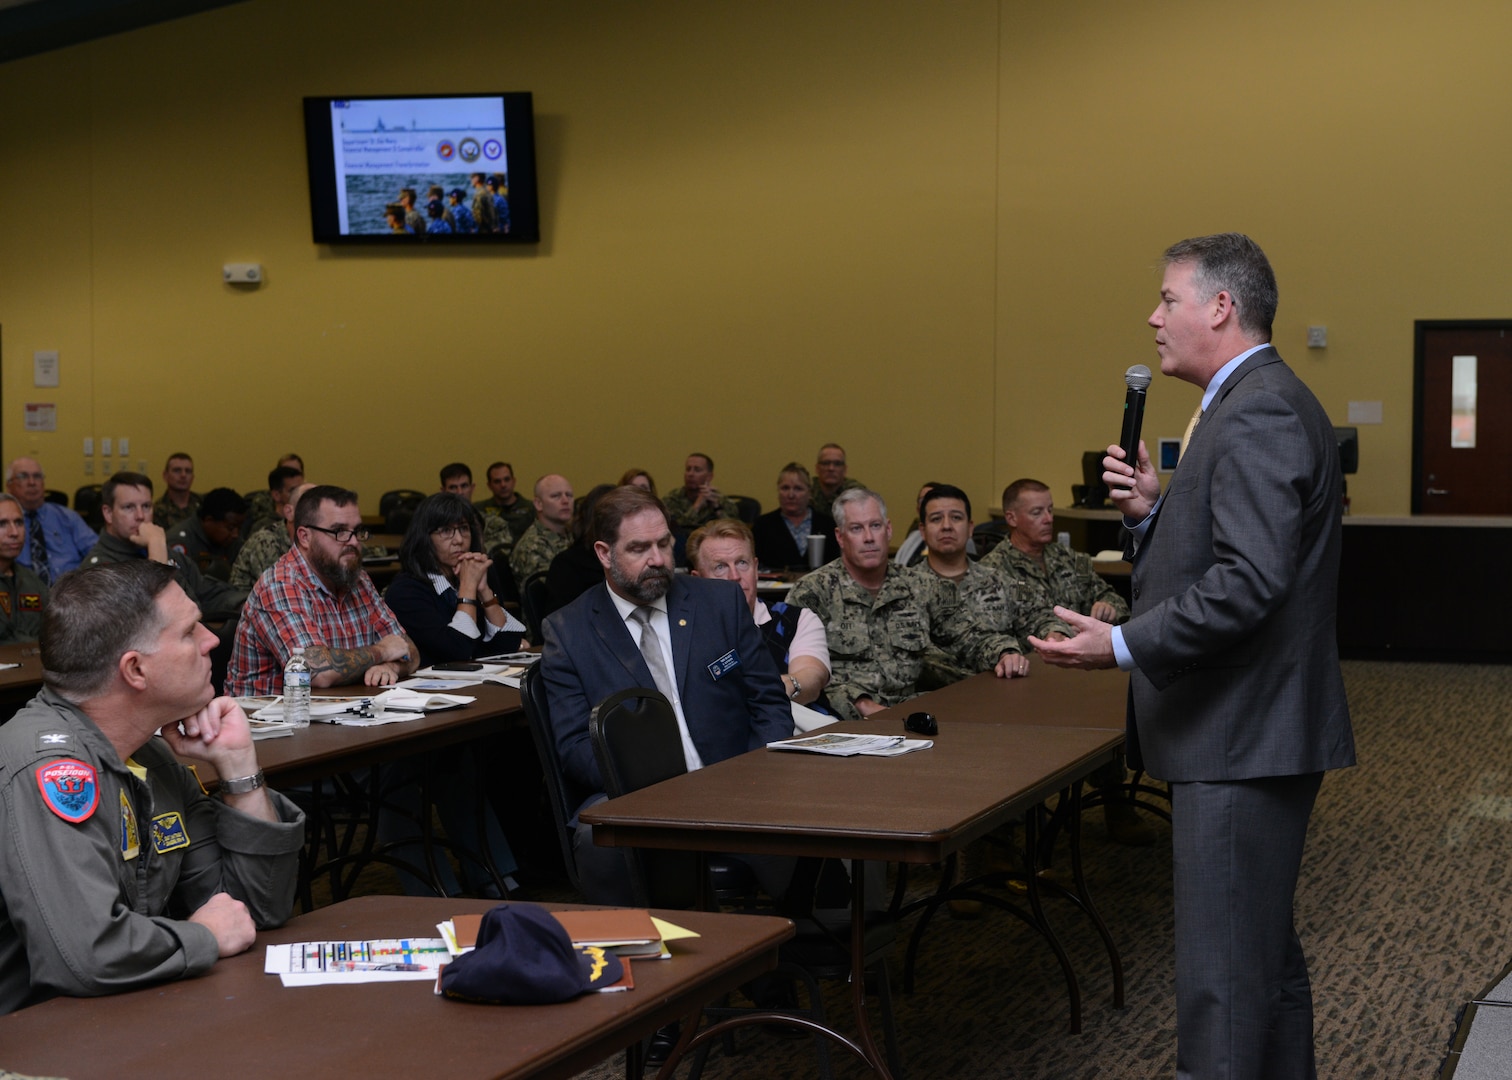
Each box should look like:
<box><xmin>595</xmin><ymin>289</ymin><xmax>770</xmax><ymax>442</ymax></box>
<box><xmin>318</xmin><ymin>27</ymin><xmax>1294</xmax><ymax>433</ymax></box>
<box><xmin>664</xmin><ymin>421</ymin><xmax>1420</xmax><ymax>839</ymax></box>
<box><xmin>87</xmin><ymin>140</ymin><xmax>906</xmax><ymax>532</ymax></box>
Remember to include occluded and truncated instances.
<box><xmin>302</xmin><ymin>92</ymin><xmax>539</xmax><ymax>244</ymax></box>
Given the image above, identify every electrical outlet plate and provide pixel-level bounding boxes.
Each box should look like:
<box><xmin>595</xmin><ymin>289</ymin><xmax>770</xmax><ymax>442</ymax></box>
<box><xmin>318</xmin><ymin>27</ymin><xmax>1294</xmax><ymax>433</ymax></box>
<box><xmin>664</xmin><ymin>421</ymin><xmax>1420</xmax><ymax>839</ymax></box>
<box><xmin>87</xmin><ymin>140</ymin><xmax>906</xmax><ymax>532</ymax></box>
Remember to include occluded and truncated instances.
<box><xmin>101</xmin><ymin>438</ymin><xmax>112</xmax><ymax>456</ymax></box>
<box><xmin>119</xmin><ymin>437</ymin><xmax>129</xmax><ymax>456</ymax></box>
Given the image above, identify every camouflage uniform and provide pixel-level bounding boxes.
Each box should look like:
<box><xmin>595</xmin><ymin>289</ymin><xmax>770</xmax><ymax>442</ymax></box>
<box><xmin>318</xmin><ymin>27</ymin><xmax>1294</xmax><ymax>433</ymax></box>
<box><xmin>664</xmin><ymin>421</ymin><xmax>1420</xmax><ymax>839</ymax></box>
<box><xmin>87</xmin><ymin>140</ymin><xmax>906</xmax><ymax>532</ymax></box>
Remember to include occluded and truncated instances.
<box><xmin>788</xmin><ymin>560</ymin><xmax>1022</xmax><ymax>721</ymax></box>
<box><xmin>167</xmin><ymin>514</ymin><xmax>242</xmax><ymax>582</ymax></box>
<box><xmin>481</xmin><ymin>513</ymin><xmax>514</xmax><ymax>559</ymax></box>
<box><xmin>474</xmin><ymin>496</ymin><xmax>536</xmax><ymax>541</ymax></box>
<box><xmin>979</xmin><ymin>540</ymin><xmax>1129</xmax><ymax>622</ymax></box>
<box><xmin>810</xmin><ymin>478</ymin><xmax>865</xmax><ymax>519</ymax></box>
<box><xmin>909</xmin><ymin>561</ymin><xmax>1073</xmax><ymax>689</ymax></box>
<box><xmin>662</xmin><ymin>488</ymin><xmax>740</xmax><ymax>529</ymax></box>
<box><xmin>981</xmin><ymin>538</ymin><xmax>1134</xmax><ymax>796</ymax></box>
<box><xmin>241</xmin><ymin>491</ymin><xmax>278</xmax><ymax>540</ymax></box>
<box><xmin>508</xmin><ymin>520</ymin><xmax>569</xmax><ymax>585</ymax></box>
<box><xmin>151</xmin><ymin>491</ymin><xmax>201</xmax><ymax>531</ymax></box>
<box><xmin>229</xmin><ymin>524</ymin><xmax>292</xmax><ymax>591</ymax></box>
<box><xmin>472</xmin><ymin>186</ymin><xmax>499</xmax><ymax>233</ymax></box>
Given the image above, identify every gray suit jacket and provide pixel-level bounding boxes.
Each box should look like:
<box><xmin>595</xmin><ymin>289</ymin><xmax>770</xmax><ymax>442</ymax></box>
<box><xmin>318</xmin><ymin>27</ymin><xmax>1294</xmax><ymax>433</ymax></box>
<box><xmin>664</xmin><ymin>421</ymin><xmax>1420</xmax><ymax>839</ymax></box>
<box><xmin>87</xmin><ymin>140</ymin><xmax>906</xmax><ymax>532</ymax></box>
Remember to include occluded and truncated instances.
<box><xmin>540</xmin><ymin>574</ymin><xmax>793</xmax><ymax>812</ymax></box>
<box><xmin>1121</xmin><ymin>347</ymin><xmax>1356</xmax><ymax>782</ymax></box>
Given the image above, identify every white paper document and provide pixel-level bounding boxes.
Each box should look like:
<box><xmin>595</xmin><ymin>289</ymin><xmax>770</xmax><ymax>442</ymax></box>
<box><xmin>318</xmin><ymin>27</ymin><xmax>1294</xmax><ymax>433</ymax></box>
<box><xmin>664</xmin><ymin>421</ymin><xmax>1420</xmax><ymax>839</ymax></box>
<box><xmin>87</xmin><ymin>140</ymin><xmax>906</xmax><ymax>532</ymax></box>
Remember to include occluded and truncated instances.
<box><xmin>767</xmin><ymin>732</ymin><xmax>933</xmax><ymax>757</ymax></box>
<box><xmin>265</xmin><ymin>938</ymin><xmax>449</xmax><ymax>986</ymax></box>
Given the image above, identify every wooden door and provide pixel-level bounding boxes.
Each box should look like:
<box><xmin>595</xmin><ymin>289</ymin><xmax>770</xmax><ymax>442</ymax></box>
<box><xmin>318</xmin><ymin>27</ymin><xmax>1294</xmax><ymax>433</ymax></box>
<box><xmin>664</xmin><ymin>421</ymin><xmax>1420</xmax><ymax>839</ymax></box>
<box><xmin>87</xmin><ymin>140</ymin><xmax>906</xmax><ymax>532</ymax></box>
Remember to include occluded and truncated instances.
<box><xmin>1414</xmin><ymin>321</ymin><xmax>1512</xmax><ymax>514</ymax></box>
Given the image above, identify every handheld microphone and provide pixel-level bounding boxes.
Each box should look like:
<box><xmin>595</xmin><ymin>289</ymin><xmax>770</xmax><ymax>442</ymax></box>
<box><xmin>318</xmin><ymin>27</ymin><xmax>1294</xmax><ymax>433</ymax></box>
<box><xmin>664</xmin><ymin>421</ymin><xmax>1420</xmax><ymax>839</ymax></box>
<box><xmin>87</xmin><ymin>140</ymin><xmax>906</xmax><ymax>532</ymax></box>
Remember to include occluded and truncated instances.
<box><xmin>1120</xmin><ymin>364</ymin><xmax>1152</xmax><ymax>465</ymax></box>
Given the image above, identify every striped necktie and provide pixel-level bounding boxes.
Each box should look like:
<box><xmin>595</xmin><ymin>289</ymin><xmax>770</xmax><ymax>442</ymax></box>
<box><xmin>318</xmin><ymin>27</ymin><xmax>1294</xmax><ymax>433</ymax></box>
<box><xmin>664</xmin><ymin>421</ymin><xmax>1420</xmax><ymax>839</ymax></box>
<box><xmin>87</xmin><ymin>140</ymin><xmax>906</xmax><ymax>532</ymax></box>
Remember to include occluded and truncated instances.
<box><xmin>26</xmin><ymin>509</ymin><xmax>51</xmax><ymax>584</ymax></box>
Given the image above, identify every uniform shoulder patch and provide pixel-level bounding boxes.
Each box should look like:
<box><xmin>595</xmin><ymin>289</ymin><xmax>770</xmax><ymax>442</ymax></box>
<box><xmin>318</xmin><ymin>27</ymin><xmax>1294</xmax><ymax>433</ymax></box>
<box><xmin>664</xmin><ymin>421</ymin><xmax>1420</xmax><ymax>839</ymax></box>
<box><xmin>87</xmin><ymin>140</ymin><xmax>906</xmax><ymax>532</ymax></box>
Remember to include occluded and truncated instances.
<box><xmin>35</xmin><ymin>758</ymin><xmax>100</xmax><ymax>823</ymax></box>
<box><xmin>151</xmin><ymin>812</ymin><xmax>191</xmax><ymax>853</ymax></box>
<box><xmin>35</xmin><ymin>730</ymin><xmax>74</xmax><ymax>752</ymax></box>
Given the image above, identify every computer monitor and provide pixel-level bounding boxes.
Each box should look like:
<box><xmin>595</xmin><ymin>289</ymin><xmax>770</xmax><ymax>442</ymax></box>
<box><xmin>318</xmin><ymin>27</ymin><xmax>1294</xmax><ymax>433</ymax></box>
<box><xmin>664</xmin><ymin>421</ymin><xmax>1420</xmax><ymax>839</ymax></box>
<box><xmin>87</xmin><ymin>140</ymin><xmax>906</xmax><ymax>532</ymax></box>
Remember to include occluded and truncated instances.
<box><xmin>1079</xmin><ymin>451</ymin><xmax>1110</xmax><ymax>508</ymax></box>
<box><xmin>1334</xmin><ymin>427</ymin><xmax>1359</xmax><ymax>475</ymax></box>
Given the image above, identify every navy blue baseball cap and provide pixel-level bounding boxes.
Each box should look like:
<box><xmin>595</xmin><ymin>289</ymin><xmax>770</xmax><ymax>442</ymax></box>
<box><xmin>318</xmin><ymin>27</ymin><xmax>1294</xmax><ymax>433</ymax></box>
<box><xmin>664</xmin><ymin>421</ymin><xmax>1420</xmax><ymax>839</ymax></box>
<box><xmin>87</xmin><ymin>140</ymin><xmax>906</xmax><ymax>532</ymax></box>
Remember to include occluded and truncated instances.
<box><xmin>440</xmin><ymin>903</ymin><xmax>624</xmax><ymax>1005</ymax></box>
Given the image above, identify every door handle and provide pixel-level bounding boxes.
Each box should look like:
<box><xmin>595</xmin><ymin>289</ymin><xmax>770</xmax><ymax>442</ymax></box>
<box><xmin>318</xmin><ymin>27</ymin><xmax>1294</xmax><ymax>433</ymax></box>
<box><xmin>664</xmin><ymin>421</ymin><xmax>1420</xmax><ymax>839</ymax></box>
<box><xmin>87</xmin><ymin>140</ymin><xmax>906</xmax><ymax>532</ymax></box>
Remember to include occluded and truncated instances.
<box><xmin>1426</xmin><ymin>488</ymin><xmax>1451</xmax><ymax>496</ymax></box>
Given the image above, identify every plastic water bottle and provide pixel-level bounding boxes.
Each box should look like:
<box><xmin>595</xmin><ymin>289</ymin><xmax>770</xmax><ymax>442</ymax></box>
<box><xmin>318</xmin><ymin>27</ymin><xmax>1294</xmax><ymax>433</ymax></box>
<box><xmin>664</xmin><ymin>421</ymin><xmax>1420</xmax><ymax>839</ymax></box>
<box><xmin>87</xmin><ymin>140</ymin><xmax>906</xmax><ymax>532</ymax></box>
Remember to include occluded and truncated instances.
<box><xmin>283</xmin><ymin>648</ymin><xmax>312</xmax><ymax>728</ymax></box>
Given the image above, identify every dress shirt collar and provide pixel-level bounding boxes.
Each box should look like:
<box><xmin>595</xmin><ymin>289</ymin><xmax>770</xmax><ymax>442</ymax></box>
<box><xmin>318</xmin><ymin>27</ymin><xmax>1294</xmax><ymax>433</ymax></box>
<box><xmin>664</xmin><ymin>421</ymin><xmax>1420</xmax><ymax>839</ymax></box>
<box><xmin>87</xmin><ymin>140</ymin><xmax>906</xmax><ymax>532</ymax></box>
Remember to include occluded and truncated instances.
<box><xmin>606</xmin><ymin>585</ymin><xmax>669</xmax><ymax>627</ymax></box>
<box><xmin>428</xmin><ymin>572</ymin><xmax>455</xmax><ymax>596</ymax></box>
<box><xmin>1201</xmin><ymin>343</ymin><xmax>1270</xmax><ymax>412</ymax></box>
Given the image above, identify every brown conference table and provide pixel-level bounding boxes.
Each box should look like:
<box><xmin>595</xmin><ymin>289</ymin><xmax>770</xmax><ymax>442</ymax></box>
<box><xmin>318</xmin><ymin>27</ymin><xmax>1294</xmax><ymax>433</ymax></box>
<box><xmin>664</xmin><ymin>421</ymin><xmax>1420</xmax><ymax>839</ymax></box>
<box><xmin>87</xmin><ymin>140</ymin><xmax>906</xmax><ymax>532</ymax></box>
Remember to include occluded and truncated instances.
<box><xmin>0</xmin><ymin>640</ymin><xmax>44</xmax><ymax>713</ymax></box>
<box><xmin>582</xmin><ymin>659</ymin><xmax>1127</xmax><ymax>1080</ymax></box>
<box><xmin>0</xmin><ymin>895</ymin><xmax>795</xmax><ymax>1080</ymax></box>
<box><xmin>186</xmin><ymin>681</ymin><xmax>526</xmax><ymax>905</ymax></box>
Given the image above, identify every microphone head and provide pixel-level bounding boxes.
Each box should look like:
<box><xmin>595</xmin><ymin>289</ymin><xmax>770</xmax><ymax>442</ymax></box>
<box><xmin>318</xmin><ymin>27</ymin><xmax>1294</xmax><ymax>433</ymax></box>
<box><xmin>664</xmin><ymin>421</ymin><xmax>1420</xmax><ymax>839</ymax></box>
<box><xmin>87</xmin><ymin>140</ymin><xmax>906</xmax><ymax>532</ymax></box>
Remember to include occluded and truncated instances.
<box><xmin>1125</xmin><ymin>364</ymin><xmax>1152</xmax><ymax>391</ymax></box>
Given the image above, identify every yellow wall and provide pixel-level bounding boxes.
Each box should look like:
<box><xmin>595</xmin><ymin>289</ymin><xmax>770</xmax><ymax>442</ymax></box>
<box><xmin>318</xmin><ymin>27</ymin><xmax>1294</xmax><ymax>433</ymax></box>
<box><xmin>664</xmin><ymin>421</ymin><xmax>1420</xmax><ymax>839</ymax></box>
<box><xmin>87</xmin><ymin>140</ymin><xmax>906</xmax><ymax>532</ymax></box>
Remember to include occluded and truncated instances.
<box><xmin>1</xmin><ymin>0</ymin><xmax>1508</xmax><ymax>519</ymax></box>
<box><xmin>995</xmin><ymin>0</ymin><xmax>1512</xmax><ymax>515</ymax></box>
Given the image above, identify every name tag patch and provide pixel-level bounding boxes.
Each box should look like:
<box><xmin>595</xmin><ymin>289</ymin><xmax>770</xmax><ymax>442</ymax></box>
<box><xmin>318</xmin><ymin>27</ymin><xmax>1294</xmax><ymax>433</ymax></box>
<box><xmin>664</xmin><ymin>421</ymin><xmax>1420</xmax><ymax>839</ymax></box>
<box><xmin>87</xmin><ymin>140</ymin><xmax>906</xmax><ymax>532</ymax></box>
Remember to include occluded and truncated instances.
<box><xmin>707</xmin><ymin>650</ymin><xmax>741</xmax><ymax>680</ymax></box>
<box><xmin>121</xmin><ymin>791</ymin><xmax>140</xmax><ymax>861</ymax></box>
<box><xmin>36</xmin><ymin>759</ymin><xmax>99</xmax><ymax>823</ymax></box>
<box><xmin>151</xmin><ymin>812</ymin><xmax>191</xmax><ymax>854</ymax></box>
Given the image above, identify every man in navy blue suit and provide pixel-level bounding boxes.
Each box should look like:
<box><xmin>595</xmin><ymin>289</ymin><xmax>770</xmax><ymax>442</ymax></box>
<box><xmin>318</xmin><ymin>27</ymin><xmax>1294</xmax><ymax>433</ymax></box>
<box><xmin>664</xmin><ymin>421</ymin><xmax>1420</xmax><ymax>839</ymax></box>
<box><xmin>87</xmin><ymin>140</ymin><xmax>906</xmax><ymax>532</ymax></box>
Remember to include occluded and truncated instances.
<box><xmin>540</xmin><ymin>484</ymin><xmax>792</xmax><ymax>904</ymax></box>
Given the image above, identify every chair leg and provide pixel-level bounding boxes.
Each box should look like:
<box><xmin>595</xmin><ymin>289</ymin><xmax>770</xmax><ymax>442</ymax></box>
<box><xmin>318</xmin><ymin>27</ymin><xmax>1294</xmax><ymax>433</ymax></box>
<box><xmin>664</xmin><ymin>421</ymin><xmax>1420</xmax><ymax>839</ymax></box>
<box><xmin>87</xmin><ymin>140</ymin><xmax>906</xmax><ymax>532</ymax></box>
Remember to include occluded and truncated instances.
<box><xmin>870</xmin><ymin>958</ymin><xmax>904</xmax><ymax>1080</ymax></box>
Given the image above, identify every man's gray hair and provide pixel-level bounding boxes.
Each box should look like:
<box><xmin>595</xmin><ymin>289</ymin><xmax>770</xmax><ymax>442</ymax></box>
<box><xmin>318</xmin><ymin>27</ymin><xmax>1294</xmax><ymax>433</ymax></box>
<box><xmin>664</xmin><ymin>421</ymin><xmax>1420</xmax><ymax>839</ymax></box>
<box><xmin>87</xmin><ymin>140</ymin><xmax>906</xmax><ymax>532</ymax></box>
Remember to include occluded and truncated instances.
<box><xmin>832</xmin><ymin>487</ymin><xmax>887</xmax><ymax>529</ymax></box>
<box><xmin>1162</xmin><ymin>232</ymin><xmax>1278</xmax><ymax>341</ymax></box>
<box><xmin>4</xmin><ymin>459</ymin><xmax>38</xmax><ymax>484</ymax></box>
<box><xmin>42</xmin><ymin>561</ymin><xmax>178</xmax><ymax>701</ymax></box>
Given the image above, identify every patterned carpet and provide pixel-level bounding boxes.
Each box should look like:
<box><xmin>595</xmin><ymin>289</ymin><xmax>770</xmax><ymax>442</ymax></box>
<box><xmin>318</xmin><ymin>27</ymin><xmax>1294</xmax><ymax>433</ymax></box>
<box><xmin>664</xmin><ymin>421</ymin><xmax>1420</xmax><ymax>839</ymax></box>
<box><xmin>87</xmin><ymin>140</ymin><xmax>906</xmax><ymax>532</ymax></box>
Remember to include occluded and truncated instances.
<box><xmin>551</xmin><ymin>661</ymin><xmax>1512</xmax><ymax>1079</ymax></box>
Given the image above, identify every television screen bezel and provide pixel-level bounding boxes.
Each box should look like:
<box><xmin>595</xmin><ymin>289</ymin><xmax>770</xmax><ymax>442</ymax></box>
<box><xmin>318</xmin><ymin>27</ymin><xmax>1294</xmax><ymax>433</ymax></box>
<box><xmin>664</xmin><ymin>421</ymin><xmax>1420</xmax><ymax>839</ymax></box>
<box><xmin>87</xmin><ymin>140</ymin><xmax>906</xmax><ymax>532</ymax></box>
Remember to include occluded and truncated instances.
<box><xmin>302</xmin><ymin>91</ymin><xmax>539</xmax><ymax>245</ymax></box>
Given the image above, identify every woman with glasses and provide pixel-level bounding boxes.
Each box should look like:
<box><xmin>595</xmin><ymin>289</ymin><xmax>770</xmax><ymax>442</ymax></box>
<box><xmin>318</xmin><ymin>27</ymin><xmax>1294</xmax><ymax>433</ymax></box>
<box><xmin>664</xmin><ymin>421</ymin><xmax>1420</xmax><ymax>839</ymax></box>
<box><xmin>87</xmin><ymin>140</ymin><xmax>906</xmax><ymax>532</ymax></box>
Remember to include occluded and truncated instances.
<box><xmin>384</xmin><ymin>493</ymin><xmax>524</xmax><ymax>664</ymax></box>
<box><xmin>379</xmin><ymin>493</ymin><xmax>526</xmax><ymax>896</ymax></box>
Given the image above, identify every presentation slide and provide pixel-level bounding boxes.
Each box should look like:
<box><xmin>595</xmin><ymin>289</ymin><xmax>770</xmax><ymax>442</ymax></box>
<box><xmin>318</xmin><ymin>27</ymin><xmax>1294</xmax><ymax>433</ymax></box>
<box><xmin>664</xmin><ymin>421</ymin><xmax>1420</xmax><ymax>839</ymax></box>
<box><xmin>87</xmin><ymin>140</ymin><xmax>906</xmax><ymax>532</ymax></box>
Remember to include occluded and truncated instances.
<box><xmin>328</xmin><ymin>96</ymin><xmax>508</xmax><ymax>235</ymax></box>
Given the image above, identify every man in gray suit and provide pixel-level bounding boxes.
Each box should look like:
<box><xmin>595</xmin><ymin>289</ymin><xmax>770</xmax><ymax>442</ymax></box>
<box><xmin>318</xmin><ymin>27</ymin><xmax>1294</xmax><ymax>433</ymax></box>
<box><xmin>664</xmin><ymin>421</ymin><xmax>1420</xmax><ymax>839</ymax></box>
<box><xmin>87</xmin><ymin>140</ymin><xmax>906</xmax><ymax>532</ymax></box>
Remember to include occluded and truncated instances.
<box><xmin>1033</xmin><ymin>233</ymin><xmax>1355</xmax><ymax>1079</ymax></box>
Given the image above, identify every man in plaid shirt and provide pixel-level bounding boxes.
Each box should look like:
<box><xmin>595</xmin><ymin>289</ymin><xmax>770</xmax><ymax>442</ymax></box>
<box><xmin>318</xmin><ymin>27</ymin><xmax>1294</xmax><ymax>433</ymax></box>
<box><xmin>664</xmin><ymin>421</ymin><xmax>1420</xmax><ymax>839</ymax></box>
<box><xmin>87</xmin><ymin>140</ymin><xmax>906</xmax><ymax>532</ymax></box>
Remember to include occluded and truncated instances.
<box><xmin>227</xmin><ymin>485</ymin><xmax>417</xmax><ymax>697</ymax></box>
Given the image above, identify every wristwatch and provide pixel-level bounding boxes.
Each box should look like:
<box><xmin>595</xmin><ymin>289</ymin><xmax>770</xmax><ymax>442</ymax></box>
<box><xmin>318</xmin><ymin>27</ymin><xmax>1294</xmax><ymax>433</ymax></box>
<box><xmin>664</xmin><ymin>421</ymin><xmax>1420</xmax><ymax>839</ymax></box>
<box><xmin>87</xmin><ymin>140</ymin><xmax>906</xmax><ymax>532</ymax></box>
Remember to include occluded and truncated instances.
<box><xmin>788</xmin><ymin>674</ymin><xmax>802</xmax><ymax>701</ymax></box>
<box><xmin>219</xmin><ymin>770</ymin><xmax>266</xmax><ymax>795</ymax></box>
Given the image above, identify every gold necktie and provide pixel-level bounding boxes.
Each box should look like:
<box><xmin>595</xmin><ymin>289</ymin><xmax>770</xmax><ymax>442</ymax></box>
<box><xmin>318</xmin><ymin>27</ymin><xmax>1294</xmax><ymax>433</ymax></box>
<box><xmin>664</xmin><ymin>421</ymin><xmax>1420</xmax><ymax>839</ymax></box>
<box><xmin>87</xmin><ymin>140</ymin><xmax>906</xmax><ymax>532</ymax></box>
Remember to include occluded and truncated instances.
<box><xmin>1179</xmin><ymin>405</ymin><xmax>1203</xmax><ymax>460</ymax></box>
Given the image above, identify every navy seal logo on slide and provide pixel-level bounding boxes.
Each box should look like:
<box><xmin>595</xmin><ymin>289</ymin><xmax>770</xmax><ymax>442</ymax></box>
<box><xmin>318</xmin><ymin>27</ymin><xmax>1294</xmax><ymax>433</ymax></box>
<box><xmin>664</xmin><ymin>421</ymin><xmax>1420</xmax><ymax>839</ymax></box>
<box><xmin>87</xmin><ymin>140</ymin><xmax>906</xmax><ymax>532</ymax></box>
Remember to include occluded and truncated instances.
<box><xmin>36</xmin><ymin>758</ymin><xmax>100</xmax><ymax>823</ymax></box>
<box><xmin>458</xmin><ymin>138</ymin><xmax>481</xmax><ymax>162</ymax></box>
<box><xmin>483</xmin><ymin>139</ymin><xmax>503</xmax><ymax>161</ymax></box>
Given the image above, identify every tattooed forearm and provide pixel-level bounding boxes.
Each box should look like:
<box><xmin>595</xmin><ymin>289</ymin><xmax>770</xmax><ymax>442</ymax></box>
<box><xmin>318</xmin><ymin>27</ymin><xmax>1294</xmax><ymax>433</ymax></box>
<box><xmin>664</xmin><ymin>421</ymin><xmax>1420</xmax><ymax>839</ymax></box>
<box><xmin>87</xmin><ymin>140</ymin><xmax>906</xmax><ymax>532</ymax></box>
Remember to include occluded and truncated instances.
<box><xmin>303</xmin><ymin>644</ymin><xmax>380</xmax><ymax>685</ymax></box>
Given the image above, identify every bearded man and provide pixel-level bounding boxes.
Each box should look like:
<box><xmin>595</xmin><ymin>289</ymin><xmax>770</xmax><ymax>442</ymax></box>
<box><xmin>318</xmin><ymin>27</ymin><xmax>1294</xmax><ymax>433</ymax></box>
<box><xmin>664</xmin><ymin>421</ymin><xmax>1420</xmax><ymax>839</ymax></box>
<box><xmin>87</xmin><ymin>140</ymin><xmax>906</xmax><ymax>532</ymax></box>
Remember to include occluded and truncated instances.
<box><xmin>227</xmin><ymin>485</ymin><xmax>417</xmax><ymax>696</ymax></box>
<box><xmin>539</xmin><ymin>485</ymin><xmax>790</xmax><ymax>904</ymax></box>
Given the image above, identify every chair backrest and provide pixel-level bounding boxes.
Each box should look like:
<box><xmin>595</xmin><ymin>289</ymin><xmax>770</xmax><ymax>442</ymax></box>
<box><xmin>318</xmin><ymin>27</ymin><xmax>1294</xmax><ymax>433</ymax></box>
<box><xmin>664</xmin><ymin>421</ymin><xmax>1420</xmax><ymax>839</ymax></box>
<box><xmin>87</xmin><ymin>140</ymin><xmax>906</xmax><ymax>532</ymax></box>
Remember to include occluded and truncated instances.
<box><xmin>731</xmin><ymin>495</ymin><xmax>761</xmax><ymax>525</ymax></box>
<box><xmin>489</xmin><ymin>545</ymin><xmax>519</xmax><ymax>604</ymax></box>
<box><xmin>73</xmin><ymin>484</ymin><xmax>105</xmax><ymax>530</ymax></box>
<box><xmin>590</xmin><ymin>687</ymin><xmax>688</xmax><ymax>797</ymax></box>
<box><xmin>589</xmin><ymin>687</ymin><xmax>702</xmax><ymax>909</ymax></box>
<box><xmin>971</xmin><ymin>520</ymin><xmax>1008</xmax><ymax>560</ymax></box>
<box><xmin>518</xmin><ymin>664</ymin><xmax>582</xmax><ymax>895</ymax></box>
<box><xmin>43</xmin><ymin>489</ymin><xmax>68</xmax><ymax>507</ymax></box>
<box><xmin>520</xmin><ymin>570</ymin><xmax>550</xmax><ymax>643</ymax></box>
<box><xmin>378</xmin><ymin>488</ymin><xmax>425</xmax><ymax>517</ymax></box>
<box><xmin>380</xmin><ymin>489</ymin><xmax>425</xmax><ymax>533</ymax></box>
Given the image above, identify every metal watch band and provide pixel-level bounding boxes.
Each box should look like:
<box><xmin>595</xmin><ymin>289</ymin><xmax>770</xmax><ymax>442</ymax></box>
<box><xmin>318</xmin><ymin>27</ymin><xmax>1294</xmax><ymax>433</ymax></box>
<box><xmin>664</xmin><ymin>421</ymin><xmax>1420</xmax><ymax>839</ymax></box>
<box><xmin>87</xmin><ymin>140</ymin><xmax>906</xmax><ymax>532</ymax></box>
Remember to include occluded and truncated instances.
<box><xmin>219</xmin><ymin>770</ymin><xmax>266</xmax><ymax>795</ymax></box>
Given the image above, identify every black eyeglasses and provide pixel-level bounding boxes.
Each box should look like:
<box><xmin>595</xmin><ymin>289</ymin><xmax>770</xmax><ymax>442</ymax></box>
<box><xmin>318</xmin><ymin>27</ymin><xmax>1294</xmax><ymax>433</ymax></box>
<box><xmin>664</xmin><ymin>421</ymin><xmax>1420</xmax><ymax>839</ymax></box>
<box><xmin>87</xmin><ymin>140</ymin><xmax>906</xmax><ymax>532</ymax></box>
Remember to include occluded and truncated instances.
<box><xmin>304</xmin><ymin>524</ymin><xmax>370</xmax><ymax>544</ymax></box>
<box><xmin>905</xmin><ymin>712</ymin><xmax>938</xmax><ymax>737</ymax></box>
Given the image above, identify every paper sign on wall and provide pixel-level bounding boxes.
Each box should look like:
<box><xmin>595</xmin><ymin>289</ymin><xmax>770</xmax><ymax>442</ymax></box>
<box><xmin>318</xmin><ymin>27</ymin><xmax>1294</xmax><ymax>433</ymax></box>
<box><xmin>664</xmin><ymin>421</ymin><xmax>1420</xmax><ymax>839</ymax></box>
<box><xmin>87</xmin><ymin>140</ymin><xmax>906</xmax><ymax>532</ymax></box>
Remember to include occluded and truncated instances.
<box><xmin>33</xmin><ymin>351</ymin><xmax>59</xmax><ymax>388</ymax></box>
<box><xmin>24</xmin><ymin>404</ymin><xmax>56</xmax><ymax>432</ymax></box>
